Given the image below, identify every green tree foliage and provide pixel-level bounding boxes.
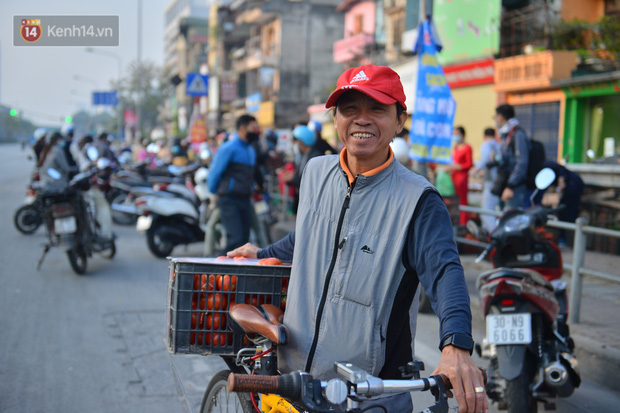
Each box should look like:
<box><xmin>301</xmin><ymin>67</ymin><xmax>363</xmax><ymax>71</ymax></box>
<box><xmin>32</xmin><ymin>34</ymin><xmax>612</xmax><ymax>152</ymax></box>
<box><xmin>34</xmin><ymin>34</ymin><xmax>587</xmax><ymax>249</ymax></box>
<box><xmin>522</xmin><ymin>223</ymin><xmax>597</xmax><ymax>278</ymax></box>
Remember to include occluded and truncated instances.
<box><xmin>111</xmin><ymin>60</ymin><xmax>172</xmax><ymax>138</ymax></box>
<box><xmin>551</xmin><ymin>15</ymin><xmax>620</xmax><ymax>67</ymax></box>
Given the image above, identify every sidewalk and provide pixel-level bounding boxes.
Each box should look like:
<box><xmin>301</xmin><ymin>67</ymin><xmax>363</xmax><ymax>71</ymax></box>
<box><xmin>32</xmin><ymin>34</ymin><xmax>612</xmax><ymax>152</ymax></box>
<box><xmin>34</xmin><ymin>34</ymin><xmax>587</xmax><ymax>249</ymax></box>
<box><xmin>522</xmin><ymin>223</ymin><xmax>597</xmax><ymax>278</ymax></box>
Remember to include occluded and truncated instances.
<box><xmin>269</xmin><ymin>217</ymin><xmax>620</xmax><ymax>392</ymax></box>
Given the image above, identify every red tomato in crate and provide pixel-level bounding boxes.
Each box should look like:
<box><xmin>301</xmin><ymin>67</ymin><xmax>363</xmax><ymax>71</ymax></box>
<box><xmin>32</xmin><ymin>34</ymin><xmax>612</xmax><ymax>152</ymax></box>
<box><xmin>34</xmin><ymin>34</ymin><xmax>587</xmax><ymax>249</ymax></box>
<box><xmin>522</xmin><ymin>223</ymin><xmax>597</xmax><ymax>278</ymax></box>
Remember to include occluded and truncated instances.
<box><xmin>212</xmin><ymin>333</ymin><xmax>227</xmax><ymax>346</ymax></box>
<box><xmin>208</xmin><ymin>274</ymin><xmax>216</xmax><ymax>291</ymax></box>
<box><xmin>230</xmin><ymin>275</ymin><xmax>237</xmax><ymax>291</ymax></box>
<box><xmin>206</xmin><ymin>313</ymin><xmax>221</xmax><ymax>330</ymax></box>
<box><xmin>257</xmin><ymin>258</ymin><xmax>283</xmax><ymax>266</ymax></box>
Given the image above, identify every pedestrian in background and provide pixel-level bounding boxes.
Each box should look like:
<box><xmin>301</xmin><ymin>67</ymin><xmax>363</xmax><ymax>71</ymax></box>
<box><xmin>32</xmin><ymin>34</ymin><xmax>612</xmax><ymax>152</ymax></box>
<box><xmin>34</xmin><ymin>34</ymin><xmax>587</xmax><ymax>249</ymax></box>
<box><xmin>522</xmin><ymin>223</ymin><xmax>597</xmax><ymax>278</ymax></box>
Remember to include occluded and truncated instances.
<box><xmin>308</xmin><ymin>120</ymin><xmax>338</xmax><ymax>155</ymax></box>
<box><xmin>447</xmin><ymin>126</ymin><xmax>473</xmax><ymax>226</ymax></box>
<box><xmin>476</xmin><ymin>127</ymin><xmax>501</xmax><ymax>231</ymax></box>
<box><xmin>207</xmin><ymin>114</ymin><xmax>260</xmax><ymax>253</ymax></box>
<box><xmin>282</xmin><ymin>125</ymin><xmax>322</xmax><ymax>213</ymax></box>
<box><xmin>95</xmin><ymin>132</ymin><xmax>117</xmax><ymax>163</ymax></box>
<box><xmin>542</xmin><ymin>160</ymin><xmax>585</xmax><ymax>246</ymax></box>
<box><xmin>492</xmin><ymin>104</ymin><xmax>530</xmax><ymax>210</ymax></box>
<box><xmin>38</xmin><ymin>132</ymin><xmax>72</xmax><ymax>192</ymax></box>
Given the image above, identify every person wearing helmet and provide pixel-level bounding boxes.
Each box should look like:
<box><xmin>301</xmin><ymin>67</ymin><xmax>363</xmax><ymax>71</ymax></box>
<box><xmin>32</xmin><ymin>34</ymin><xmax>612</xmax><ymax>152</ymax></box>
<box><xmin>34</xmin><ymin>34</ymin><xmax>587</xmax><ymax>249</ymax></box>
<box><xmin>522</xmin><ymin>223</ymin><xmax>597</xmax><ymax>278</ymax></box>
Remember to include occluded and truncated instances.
<box><xmin>308</xmin><ymin>119</ymin><xmax>338</xmax><ymax>155</ymax></box>
<box><xmin>61</xmin><ymin>125</ymin><xmax>77</xmax><ymax>168</ymax></box>
<box><xmin>32</xmin><ymin>128</ymin><xmax>49</xmax><ymax>161</ymax></box>
<box><xmin>390</xmin><ymin>137</ymin><xmax>410</xmax><ymax>167</ymax></box>
<box><xmin>282</xmin><ymin>125</ymin><xmax>322</xmax><ymax>213</ymax></box>
<box><xmin>37</xmin><ymin>132</ymin><xmax>72</xmax><ymax>191</ymax></box>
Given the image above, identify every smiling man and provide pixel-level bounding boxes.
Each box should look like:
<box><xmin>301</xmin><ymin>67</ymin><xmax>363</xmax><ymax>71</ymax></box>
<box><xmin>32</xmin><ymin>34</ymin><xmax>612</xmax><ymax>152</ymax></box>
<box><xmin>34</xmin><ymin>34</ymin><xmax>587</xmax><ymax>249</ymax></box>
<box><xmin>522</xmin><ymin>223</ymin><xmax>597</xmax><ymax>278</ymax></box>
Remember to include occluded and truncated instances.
<box><xmin>228</xmin><ymin>65</ymin><xmax>487</xmax><ymax>413</ymax></box>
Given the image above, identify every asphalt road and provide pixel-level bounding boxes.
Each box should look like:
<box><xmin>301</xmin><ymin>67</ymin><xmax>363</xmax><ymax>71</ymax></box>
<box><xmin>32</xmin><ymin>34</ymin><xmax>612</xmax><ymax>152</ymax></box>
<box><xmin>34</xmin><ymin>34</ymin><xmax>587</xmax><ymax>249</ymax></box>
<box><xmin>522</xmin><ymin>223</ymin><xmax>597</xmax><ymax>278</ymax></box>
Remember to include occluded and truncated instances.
<box><xmin>1</xmin><ymin>143</ymin><xmax>618</xmax><ymax>413</ymax></box>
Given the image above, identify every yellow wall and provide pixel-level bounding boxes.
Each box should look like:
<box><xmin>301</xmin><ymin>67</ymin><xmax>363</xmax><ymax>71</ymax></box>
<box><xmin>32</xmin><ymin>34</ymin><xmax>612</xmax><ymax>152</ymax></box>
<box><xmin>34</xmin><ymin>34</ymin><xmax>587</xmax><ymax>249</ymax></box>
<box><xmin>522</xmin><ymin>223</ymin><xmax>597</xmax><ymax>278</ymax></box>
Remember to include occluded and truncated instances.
<box><xmin>452</xmin><ymin>84</ymin><xmax>497</xmax><ymax>163</ymax></box>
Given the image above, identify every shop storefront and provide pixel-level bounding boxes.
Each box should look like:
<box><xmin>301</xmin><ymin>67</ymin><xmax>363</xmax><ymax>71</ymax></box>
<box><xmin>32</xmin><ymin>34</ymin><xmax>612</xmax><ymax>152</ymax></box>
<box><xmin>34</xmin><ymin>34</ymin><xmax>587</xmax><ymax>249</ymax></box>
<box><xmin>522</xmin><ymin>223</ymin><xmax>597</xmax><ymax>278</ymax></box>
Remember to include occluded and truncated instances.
<box><xmin>559</xmin><ymin>72</ymin><xmax>620</xmax><ymax>163</ymax></box>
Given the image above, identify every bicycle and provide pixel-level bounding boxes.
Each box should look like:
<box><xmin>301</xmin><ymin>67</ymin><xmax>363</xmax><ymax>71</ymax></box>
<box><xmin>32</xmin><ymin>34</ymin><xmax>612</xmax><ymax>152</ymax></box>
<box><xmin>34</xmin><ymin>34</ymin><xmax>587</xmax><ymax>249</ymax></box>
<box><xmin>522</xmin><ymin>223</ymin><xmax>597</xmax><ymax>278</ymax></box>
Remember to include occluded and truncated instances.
<box><xmin>201</xmin><ymin>303</ymin><xmax>486</xmax><ymax>413</ymax></box>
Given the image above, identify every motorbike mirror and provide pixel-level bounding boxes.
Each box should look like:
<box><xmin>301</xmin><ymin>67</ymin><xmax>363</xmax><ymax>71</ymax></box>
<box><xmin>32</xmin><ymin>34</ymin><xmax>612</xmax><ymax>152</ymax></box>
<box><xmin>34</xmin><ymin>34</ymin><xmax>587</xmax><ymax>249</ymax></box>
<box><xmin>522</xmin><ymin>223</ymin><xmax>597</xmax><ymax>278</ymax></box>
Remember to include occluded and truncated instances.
<box><xmin>535</xmin><ymin>167</ymin><xmax>556</xmax><ymax>190</ymax></box>
<box><xmin>47</xmin><ymin>168</ymin><xmax>62</xmax><ymax>180</ymax></box>
<box><xmin>466</xmin><ymin>220</ymin><xmax>480</xmax><ymax>238</ymax></box>
<box><xmin>199</xmin><ymin>148</ymin><xmax>211</xmax><ymax>161</ymax></box>
<box><xmin>87</xmin><ymin>146</ymin><xmax>99</xmax><ymax>161</ymax></box>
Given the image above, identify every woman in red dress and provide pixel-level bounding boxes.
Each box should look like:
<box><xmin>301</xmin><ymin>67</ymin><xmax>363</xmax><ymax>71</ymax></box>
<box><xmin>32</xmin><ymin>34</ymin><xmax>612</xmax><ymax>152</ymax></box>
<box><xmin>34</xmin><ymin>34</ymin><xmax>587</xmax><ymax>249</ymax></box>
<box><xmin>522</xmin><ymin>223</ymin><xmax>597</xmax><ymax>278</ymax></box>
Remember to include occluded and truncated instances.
<box><xmin>449</xmin><ymin>126</ymin><xmax>473</xmax><ymax>226</ymax></box>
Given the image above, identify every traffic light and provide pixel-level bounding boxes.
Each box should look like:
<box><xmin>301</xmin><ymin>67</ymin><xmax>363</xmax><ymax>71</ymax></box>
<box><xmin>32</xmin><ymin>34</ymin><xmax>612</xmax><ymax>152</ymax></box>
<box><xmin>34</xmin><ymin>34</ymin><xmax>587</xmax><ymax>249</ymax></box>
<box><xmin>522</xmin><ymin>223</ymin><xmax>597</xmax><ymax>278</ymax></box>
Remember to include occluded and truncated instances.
<box><xmin>65</xmin><ymin>115</ymin><xmax>73</xmax><ymax>123</ymax></box>
<box><xmin>10</xmin><ymin>109</ymin><xmax>18</xmax><ymax>117</ymax></box>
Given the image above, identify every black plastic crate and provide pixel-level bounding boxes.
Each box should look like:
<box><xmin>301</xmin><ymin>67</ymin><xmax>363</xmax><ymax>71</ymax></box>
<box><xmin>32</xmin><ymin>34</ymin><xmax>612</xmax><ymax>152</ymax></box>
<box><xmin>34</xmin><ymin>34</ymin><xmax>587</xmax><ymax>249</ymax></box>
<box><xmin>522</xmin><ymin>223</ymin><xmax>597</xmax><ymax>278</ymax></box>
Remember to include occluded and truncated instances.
<box><xmin>166</xmin><ymin>257</ymin><xmax>290</xmax><ymax>356</ymax></box>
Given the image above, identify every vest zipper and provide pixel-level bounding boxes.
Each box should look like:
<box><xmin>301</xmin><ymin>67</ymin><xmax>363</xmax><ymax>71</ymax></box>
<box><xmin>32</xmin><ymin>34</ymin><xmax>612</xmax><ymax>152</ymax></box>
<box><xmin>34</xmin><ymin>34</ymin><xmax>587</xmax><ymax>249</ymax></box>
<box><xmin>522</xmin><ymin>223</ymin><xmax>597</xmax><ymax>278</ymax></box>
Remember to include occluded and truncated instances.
<box><xmin>304</xmin><ymin>179</ymin><xmax>355</xmax><ymax>373</ymax></box>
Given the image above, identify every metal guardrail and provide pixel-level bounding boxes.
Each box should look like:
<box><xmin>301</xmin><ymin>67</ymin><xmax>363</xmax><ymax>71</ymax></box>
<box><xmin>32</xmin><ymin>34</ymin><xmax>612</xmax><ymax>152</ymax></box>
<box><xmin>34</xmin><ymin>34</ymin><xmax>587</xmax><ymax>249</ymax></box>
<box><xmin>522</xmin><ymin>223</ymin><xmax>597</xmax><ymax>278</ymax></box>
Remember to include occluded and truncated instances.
<box><xmin>457</xmin><ymin>205</ymin><xmax>620</xmax><ymax>323</ymax></box>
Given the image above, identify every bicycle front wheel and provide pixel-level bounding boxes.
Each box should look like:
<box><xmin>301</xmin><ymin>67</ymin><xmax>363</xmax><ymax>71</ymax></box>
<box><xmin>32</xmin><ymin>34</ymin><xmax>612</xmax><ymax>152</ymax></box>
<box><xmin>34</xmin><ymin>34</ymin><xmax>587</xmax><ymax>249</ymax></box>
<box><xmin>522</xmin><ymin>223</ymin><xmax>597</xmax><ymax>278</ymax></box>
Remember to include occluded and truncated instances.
<box><xmin>201</xmin><ymin>370</ymin><xmax>254</xmax><ymax>413</ymax></box>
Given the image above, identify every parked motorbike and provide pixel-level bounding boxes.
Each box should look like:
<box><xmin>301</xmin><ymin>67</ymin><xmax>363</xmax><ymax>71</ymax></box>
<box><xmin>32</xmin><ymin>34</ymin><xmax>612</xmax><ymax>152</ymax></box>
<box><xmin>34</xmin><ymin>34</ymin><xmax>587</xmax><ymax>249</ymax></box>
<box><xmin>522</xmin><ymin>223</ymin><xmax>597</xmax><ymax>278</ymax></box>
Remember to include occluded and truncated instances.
<box><xmin>134</xmin><ymin>147</ymin><xmax>216</xmax><ymax>258</ymax></box>
<box><xmin>470</xmin><ymin>168</ymin><xmax>581</xmax><ymax>412</ymax></box>
<box><xmin>108</xmin><ymin>163</ymin><xmax>193</xmax><ymax>225</ymax></box>
<box><xmin>13</xmin><ymin>169</ymin><xmax>43</xmax><ymax>234</ymax></box>
<box><xmin>37</xmin><ymin>148</ymin><xmax>116</xmax><ymax>275</ymax></box>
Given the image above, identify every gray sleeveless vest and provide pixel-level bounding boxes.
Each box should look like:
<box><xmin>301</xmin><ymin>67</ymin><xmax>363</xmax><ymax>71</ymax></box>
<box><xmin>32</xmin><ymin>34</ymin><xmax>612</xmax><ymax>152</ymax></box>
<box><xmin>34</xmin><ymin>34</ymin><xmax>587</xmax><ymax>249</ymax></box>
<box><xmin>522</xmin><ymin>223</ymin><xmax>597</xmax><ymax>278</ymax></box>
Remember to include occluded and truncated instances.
<box><xmin>279</xmin><ymin>154</ymin><xmax>433</xmax><ymax>379</ymax></box>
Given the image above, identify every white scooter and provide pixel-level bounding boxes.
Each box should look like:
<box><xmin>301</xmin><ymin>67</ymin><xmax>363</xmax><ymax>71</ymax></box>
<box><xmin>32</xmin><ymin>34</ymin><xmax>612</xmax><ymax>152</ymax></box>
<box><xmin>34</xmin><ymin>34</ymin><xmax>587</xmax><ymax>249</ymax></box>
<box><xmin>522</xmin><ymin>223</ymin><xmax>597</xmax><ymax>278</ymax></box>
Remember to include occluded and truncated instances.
<box><xmin>133</xmin><ymin>147</ymin><xmax>225</xmax><ymax>258</ymax></box>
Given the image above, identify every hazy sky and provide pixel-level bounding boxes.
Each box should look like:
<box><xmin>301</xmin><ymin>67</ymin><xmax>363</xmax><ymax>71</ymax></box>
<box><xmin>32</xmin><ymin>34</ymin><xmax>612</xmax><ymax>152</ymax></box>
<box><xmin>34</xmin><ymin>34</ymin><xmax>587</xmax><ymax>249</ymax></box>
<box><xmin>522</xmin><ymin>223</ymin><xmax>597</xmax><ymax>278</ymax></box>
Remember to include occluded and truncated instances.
<box><xmin>0</xmin><ymin>0</ymin><xmax>171</xmax><ymax>127</ymax></box>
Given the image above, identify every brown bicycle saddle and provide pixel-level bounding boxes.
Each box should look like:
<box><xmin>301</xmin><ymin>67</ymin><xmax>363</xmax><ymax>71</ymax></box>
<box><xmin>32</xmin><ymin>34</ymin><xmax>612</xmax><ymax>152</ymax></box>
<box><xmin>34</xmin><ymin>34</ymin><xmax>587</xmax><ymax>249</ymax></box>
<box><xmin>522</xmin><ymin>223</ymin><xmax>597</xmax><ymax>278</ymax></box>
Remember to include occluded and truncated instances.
<box><xmin>228</xmin><ymin>303</ymin><xmax>289</xmax><ymax>345</ymax></box>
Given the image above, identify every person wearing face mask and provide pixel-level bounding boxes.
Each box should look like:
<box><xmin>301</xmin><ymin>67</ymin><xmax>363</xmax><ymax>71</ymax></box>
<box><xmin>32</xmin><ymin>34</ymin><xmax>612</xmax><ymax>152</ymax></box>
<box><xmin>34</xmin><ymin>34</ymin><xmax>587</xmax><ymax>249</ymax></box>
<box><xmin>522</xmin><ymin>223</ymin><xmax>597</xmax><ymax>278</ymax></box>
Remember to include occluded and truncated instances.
<box><xmin>283</xmin><ymin>125</ymin><xmax>322</xmax><ymax>213</ymax></box>
<box><xmin>446</xmin><ymin>126</ymin><xmax>473</xmax><ymax>226</ymax></box>
<box><xmin>491</xmin><ymin>104</ymin><xmax>530</xmax><ymax>209</ymax></box>
<box><xmin>207</xmin><ymin>114</ymin><xmax>260</xmax><ymax>253</ymax></box>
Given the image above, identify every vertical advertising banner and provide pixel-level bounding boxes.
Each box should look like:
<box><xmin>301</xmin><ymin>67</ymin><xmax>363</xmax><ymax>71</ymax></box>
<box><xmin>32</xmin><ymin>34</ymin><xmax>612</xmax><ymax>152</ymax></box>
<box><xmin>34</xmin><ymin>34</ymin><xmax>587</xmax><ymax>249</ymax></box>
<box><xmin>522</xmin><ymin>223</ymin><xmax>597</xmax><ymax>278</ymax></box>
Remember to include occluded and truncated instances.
<box><xmin>409</xmin><ymin>20</ymin><xmax>456</xmax><ymax>164</ymax></box>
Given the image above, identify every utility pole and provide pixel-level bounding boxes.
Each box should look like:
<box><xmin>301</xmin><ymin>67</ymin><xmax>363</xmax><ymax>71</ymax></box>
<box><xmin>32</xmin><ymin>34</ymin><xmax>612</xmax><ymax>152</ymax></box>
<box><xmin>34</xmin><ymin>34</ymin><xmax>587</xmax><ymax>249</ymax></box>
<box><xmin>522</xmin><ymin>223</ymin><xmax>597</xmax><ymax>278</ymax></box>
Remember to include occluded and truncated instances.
<box><xmin>137</xmin><ymin>0</ymin><xmax>143</xmax><ymax>141</ymax></box>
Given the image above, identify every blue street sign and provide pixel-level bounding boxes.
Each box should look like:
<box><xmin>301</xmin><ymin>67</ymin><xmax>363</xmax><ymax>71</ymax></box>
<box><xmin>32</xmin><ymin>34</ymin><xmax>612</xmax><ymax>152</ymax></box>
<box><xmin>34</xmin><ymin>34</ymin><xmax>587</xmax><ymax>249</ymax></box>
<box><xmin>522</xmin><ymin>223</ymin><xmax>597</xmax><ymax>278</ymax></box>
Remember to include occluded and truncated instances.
<box><xmin>92</xmin><ymin>91</ymin><xmax>119</xmax><ymax>106</ymax></box>
<box><xmin>186</xmin><ymin>73</ymin><xmax>209</xmax><ymax>96</ymax></box>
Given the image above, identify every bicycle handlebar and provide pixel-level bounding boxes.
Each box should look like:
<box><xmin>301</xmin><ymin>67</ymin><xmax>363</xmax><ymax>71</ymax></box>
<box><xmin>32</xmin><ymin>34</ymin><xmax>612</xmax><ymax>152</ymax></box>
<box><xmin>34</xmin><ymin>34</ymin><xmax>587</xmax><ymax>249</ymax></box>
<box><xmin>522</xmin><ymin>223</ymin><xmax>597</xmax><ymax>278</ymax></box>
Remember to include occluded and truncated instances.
<box><xmin>228</xmin><ymin>368</ymin><xmax>487</xmax><ymax>412</ymax></box>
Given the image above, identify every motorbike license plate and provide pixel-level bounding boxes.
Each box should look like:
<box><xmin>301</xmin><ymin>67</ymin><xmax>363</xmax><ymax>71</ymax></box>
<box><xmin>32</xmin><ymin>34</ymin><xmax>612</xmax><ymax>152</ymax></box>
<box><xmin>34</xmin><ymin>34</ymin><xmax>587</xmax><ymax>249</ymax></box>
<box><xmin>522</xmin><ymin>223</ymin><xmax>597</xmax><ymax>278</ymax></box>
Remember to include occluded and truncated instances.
<box><xmin>54</xmin><ymin>216</ymin><xmax>77</xmax><ymax>234</ymax></box>
<box><xmin>136</xmin><ymin>215</ymin><xmax>153</xmax><ymax>231</ymax></box>
<box><xmin>487</xmin><ymin>313</ymin><xmax>532</xmax><ymax>345</ymax></box>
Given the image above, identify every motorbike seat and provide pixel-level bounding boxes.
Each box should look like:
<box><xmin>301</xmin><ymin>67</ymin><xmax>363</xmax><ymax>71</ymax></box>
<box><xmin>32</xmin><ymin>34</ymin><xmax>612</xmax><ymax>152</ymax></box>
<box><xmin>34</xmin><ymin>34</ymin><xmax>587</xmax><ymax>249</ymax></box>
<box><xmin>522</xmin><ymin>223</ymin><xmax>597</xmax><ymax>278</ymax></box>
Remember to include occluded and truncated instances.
<box><xmin>478</xmin><ymin>267</ymin><xmax>554</xmax><ymax>291</ymax></box>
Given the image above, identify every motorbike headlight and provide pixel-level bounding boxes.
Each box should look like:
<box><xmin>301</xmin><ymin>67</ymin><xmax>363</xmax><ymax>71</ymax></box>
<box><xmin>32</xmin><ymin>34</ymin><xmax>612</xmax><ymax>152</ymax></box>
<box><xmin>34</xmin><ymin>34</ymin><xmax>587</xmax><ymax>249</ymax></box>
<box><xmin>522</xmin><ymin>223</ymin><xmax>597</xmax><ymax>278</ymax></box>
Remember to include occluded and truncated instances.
<box><xmin>504</xmin><ymin>214</ymin><xmax>531</xmax><ymax>232</ymax></box>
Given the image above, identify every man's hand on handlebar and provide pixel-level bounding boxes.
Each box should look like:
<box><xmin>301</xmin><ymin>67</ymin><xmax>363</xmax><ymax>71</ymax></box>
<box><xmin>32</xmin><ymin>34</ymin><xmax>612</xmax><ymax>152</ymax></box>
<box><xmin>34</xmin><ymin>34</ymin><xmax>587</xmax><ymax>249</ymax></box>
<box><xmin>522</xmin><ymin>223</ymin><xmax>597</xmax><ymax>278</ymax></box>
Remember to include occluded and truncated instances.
<box><xmin>226</xmin><ymin>242</ymin><xmax>260</xmax><ymax>259</ymax></box>
<box><xmin>432</xmin><ymin>345</ymin><xmax>489</xmax><ymax>413</ymax></box>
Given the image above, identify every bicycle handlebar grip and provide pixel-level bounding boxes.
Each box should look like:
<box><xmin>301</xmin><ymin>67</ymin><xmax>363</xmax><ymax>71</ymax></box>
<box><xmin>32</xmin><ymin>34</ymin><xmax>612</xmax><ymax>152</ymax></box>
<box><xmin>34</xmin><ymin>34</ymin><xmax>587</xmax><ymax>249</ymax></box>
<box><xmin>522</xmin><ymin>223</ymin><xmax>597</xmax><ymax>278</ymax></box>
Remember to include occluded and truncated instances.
<box><xmin>228</xmin><ymin>373</ymin><xmax>278</xmax><ymax>393</ymax></box>
<box><xmin>438</xmin><ymin>368</ymin><xmax>488</xmax><ymax>391</ymax></box>
<box><xmin>227</xmin><ymin>372</ymin><xmax>302</xmax><ymax>399</ymax></box>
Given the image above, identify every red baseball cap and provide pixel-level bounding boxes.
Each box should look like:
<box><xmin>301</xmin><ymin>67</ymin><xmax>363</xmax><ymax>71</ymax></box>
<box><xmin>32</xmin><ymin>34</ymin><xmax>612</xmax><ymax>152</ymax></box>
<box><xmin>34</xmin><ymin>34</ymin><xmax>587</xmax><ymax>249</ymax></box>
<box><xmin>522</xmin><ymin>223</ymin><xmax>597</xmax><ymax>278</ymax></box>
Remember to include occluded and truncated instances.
<box><xmin>325</xmin><ymin>64</ymin><xmax>407</xmax><ymax>111</ymax></box>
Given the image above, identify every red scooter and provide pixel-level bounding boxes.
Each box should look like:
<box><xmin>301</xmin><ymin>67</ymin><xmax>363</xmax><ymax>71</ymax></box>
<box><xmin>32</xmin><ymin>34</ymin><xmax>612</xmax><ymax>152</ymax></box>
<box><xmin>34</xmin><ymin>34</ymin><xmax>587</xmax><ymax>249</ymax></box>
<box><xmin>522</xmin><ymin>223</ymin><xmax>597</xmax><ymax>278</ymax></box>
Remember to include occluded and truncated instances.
<box><xmin>470</xmin><ymin>168</ymin><xmax>581</xmax><ymax>412</ymax></box>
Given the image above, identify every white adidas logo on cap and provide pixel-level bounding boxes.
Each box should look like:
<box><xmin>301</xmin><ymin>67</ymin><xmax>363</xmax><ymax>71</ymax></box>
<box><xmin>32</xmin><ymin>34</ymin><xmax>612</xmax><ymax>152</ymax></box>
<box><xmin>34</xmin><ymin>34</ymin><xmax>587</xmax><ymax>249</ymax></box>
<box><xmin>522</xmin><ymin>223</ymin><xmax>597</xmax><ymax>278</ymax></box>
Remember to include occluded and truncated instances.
<box><xmin>350</xmin><ymin>70</ymin><xmax>369</xmax><ymax>83</ymax></box>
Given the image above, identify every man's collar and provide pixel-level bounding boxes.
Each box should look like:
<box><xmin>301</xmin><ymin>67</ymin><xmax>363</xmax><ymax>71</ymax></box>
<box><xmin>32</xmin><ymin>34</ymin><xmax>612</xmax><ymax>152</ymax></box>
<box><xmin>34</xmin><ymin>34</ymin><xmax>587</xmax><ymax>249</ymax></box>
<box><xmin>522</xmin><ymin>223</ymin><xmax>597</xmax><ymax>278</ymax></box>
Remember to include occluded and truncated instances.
<box><xmin>339</xmin><ymin>147</ymin><xmax>394</xmax><ymax>185</ymax></box>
